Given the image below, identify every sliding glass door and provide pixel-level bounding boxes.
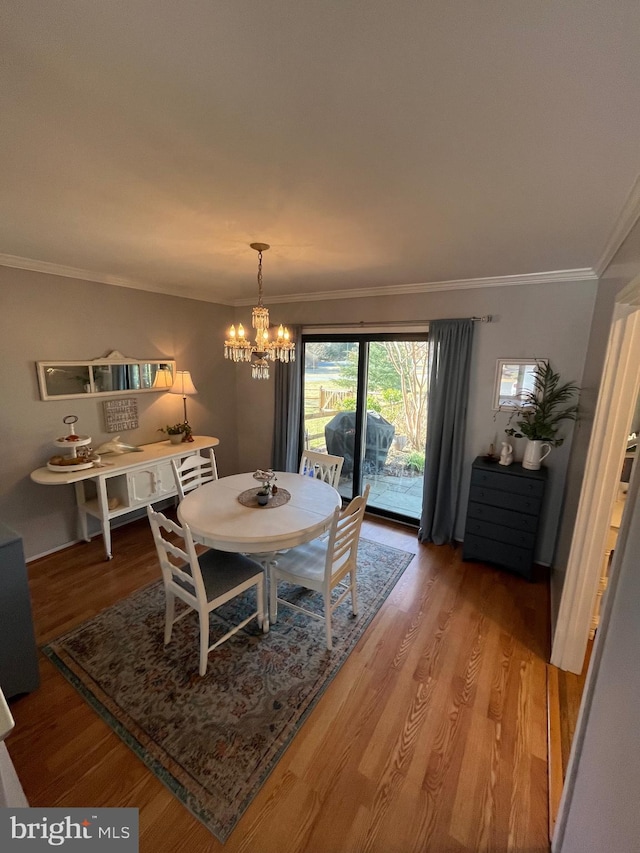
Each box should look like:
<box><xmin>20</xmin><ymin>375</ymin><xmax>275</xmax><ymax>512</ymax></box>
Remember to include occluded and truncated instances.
<box><xmin>302</xmin><ymin>333</ymin><xmax>429</xmax><ymax>524</ymax></box>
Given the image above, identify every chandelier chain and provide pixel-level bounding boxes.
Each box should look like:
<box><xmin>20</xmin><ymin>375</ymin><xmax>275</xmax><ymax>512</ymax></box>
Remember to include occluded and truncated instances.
<box><xmin>257</xmin><ymin>250</ymin><xmax>264</xmax><ymax>307</ymax></box>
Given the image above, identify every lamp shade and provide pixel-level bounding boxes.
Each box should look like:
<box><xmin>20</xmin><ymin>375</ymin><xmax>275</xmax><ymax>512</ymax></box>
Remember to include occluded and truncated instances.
<box><xmin>151</xmin><ymin>365</ymin><xmax>174</xmax><ymax>389</ymax></box>
<box><xmin>170</xmin><ymin>370</ymin><xmax>198</xmax><ymax>396</ymax></box>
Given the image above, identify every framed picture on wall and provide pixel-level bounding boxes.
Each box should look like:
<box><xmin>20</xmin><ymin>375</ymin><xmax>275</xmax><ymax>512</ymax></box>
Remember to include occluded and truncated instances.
<box><xmin>493</xmin><ymin>359</ymin><xmax>547</xmax><ymax>410</ymax></box>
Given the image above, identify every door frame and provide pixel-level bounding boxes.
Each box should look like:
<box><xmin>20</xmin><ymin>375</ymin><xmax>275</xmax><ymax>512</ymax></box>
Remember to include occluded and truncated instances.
<box><xmin>551</xmin><ymin>276</ymin><xmax>640</xmax><ymax>673</ymax></box>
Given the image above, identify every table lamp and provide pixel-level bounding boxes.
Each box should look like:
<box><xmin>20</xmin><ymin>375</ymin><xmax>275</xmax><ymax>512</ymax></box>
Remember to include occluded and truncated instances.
<box><xmin>170</xmin><ymin>370</ymin><xmax>198</xmax><ymax>440</ymax></box>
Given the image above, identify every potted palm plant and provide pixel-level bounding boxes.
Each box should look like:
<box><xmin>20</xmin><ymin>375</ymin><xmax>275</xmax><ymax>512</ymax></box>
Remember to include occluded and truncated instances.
<box><xmin>504</xmin><ymin>362</ymin><xmax>580</xmax><ymax>469</ymax></box>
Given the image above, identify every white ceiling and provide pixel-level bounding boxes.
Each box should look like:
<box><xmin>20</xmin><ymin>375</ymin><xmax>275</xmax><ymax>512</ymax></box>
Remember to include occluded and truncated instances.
<box><xmin>2</xmin><ymin>2</ymin><xmax>639</xmax><ymax>305</ymax></box>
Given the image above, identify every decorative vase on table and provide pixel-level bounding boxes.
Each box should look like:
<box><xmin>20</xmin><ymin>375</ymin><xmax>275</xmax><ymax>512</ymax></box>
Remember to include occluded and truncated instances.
<box><xmin>253</xmin><ymin>469</ymin><xmax>276</xmax><ymax>505</ymax></box>
<box><xmin>522</xmin><ymin>439</ymin><xmax>552</xmax><ymax>470</ymax></box>
<box><xmin>169</xmin><ymin>433</ymin><xmax>184</xmax><ymax>445</ymax></box>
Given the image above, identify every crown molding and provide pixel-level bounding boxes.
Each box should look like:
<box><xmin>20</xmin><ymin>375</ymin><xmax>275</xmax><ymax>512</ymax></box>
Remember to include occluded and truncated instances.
<box><xmin>232</xmin><ymin>268</ymin><xmax>598</xmax><ymax>306</ymax></box>
<box><xmin>0</xmin><ymin>252</ymin><xmax>597</xmax><ymax>308</ymax></box>
<box><xmin>0</xmin><ymin>253</ymin><xmax>151</xmax><ymax>290</ymax></box>
<box><xmin>0</xmin><ymin>253</ymin><xmax>236</xmax><ymax>306</ymax></box>
<box><xmin>594</xmin><ymin>174</ymin><xmax>640</xmax><ymax>277</ymax></box>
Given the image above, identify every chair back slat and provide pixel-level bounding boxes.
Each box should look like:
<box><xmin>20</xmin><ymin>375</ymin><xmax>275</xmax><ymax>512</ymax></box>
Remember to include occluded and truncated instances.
<box><xmin>147</xmin><ymin>506</ymin><xmax>206</xmax><ymax>599</ymax></box>
<box><xmin>172</xmin><ymin>450</ymin><xmax>218</xmax><ymax>500</ymax></box>
<box><xmin>325</xmin><ymin>484</ymin><xmax>370</xmax><ymax>579</ymax></box>
<box><xmin>299</xmin><ymin>450</ymin><xmax>344</xmax><ymax>489</ymax></box>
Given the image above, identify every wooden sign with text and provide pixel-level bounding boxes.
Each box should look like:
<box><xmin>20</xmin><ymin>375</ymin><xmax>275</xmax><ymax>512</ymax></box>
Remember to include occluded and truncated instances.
<box><xmin>103</xmin><ymin>398</ymin><xmax>139</xmax><ymax>432</ymax></box>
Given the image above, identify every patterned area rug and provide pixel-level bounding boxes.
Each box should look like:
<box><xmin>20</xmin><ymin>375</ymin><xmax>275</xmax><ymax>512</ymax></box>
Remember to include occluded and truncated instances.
<box><xmin>43</xmin><ymin>538</ymin><xmax>413</xmax><ymax>842</ymax></box>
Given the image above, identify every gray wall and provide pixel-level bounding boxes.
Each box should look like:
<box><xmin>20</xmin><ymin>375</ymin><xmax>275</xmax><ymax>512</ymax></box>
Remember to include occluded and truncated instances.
<box><xmin>235</xmin><ymin>278</ymin><xmax>598</xmax><ymax>565</ymax></box>
<box><xmin>1</xmin><ymin>266</ymin><xmax>238</xmax><ymax>559</ymax></box>
<box><xmin>1</xmin><ymin>266</ymin><xmax>600</xmax><ymax>566</ymax></box>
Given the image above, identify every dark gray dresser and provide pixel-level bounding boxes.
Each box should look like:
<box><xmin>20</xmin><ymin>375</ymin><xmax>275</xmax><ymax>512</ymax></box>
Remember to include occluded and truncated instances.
<box><xmin>462</xmin><ymin>456</ymin><xmax>547</xmax><ymax>580</ymax></box>
<box><xmin>0</xmin><ymin>521</ymin><xmax>39</xmax><ymax>697</ymax></box>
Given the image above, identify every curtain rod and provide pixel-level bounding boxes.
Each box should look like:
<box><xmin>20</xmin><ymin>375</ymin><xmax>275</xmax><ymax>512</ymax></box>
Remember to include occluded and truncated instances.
<box><xmin>303</xmin><ymin>316</ymin><xmax>492</xmax><ymax>330</ymax></box>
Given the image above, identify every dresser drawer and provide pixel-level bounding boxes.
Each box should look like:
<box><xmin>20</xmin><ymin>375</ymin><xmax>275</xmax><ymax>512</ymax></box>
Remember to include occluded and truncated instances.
<box><xmin>468</xmin><ymin>485</ymin><xmax>541</xmax><ymax>516</ymax></box>
<box><xmin>464</xmin><ymin>517</ymin><xmax>536</xmax><ymax>550</ymax></box>
<box><xmin>466</xmin><ymin>501</ymin><xmax>540</xmax><ymax>533</ymax></box>
<box><xmin>462</xmin><ymin>533</ymin><xmax>534</xmax><ymax>579</ymax></box>
<box><xmin>470</xmin><ymin>467</ymin><xmax>545</xmax><ymax>498</ymax></box>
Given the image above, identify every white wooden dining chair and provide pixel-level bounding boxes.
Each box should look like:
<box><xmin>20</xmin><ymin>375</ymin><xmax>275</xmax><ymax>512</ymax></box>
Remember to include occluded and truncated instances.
<box><xmin>268</xmin><ymin>484</ymin><xmax>370</xmax><ymax>650</ymax></box>
<box><xmin>171</xmin><ymin>449</ymin><xmax>218</xmax><ymax>500</ymax></box>
<box><xmin>299</xmin><ymin>449</ymin><xmax>344</xmax><ymax>488</ymax></box>
<box><xmin>147</xmin><ymin>506</ymin><xmax>267</xmax><ymax>676</ymax></box>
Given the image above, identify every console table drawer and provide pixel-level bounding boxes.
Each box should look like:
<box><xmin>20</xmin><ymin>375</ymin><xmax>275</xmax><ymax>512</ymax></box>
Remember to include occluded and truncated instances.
<box><xmin>466</xmin><ymin>501</ymin><xmax>540</xmax><ymax>533</ymax></box>
<box><xmin>126</xmin><ymin>461</ymin><xmax>176</xmax><ymax>506</ymax></box>
<box><xmin>470</xmin><ymin>467</ymin><xmax>545</xmax><ymax>498</ymax></box>
<box><xmin>468</xmin><ymin>485</ymin><xmax>541</xmax><ymax>516</ymax></box>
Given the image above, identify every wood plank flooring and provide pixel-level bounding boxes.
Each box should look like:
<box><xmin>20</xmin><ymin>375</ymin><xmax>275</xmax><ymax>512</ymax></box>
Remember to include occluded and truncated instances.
<box><xmin>7</xmin><ymin>515</ymin><xmax>551</xmax><ymax>852</ymax></box>
<box><xmin>546</xmin><ymin>639</ymin><xmax>592</xmax><ymax>838</ymax></box>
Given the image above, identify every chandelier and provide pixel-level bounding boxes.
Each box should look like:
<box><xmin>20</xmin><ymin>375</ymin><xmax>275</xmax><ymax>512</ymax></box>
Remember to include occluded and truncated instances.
<box><xmin>224</xmin><ymin>243</ymin><xmax>295</xmax><ymax>380</ymax></box>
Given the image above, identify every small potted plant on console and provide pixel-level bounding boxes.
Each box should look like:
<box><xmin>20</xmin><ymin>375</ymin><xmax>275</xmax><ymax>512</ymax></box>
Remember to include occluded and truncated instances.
<box><xmin>159</xmin><ymin>423</ymin><xmax>192</xmax><ymax>444</ymax></box>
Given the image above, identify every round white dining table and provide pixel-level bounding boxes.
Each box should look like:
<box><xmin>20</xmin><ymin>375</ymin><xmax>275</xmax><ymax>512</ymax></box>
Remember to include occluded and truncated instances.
<box><xmin>177</xmin><ymin>471</ymin><xmax>341</xmax><ymax>554</ymax></box>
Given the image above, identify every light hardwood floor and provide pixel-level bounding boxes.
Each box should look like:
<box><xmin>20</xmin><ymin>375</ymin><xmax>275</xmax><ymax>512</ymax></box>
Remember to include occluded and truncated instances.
<box><xmin>7</xmin><ymin>515</ymin><xmax>550</xmax><ymax>853</ymax></box>
<box><xmin>547</xmin><ymin>640</ymin><xmax>592</xmax><ymax>838</ymax></box>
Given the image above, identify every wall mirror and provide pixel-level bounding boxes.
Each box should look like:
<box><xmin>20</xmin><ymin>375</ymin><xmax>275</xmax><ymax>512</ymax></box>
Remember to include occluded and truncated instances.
<box><xmin>37</xmin><ymin>351</ymin><xmax>176</xmax><ymax>401</ymax></box>
<box><xmin>493</xmin><ymin>358</ymin><xmax>546</xmax><ymax>410</ymax></box>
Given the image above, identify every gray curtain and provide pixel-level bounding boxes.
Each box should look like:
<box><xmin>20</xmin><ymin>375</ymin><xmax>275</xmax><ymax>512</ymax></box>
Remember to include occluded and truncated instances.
<box><xmin>419</xmin><ymin>318</ymin><xmax>474</xmax><ymax>545</ymax></box>
<box><xmin>271</xmin><ymin>326</ymin><xmax>302</xmax><ymax>471</ymax></box>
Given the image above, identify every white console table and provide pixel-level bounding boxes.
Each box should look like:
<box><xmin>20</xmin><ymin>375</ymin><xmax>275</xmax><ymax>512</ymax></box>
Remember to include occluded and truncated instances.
<box><xmin>30</xmin><ymin>436</ymin><xmax>219</xmax><ymax>560</ymax></box>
